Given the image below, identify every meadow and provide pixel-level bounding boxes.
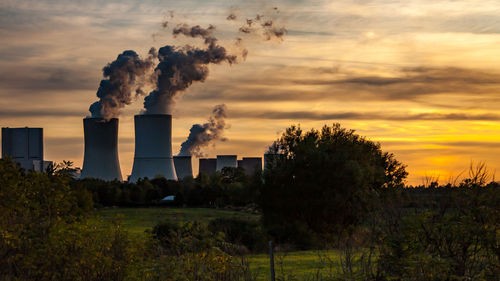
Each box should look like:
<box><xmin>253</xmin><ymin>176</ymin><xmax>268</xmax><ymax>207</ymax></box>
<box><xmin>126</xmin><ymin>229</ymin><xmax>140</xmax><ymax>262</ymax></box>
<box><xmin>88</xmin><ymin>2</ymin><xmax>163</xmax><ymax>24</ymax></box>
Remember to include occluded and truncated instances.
<box><xmin>96</xmin><ymin>207</ymin><xmax>343</xmax><ymax>280</ymax></box>
<box><xmin>96</xmin><ymin>207</ymin><xmax>259</xmax><ymax>235</ymax></box>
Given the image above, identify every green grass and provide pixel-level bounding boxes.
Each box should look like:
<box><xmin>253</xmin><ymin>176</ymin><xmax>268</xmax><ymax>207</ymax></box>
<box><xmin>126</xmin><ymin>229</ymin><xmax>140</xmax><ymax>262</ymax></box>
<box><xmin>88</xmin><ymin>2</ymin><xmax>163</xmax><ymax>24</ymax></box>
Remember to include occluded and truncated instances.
<box><xmin>95</xmin><ymin>207</ymin><xmax>343</xmax><ymax>280</ymax></box>
<box><xmin>95</xmin><ymin>207</ymin><xmax>259</xmax><ymax>236</ymax></box>
<box><xmin>248</xmin><ymin>250</ymin><xmax>342</xmax><ymax>281</ymax></box>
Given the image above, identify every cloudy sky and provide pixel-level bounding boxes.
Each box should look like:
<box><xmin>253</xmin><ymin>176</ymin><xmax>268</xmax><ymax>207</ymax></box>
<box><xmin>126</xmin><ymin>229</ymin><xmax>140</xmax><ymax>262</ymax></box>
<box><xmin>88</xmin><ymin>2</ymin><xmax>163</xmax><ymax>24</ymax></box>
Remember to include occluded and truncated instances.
<box><xmin>2</xmin><ymin>0</ymin><xmax>500</xmax><ymax>184</ymax></box>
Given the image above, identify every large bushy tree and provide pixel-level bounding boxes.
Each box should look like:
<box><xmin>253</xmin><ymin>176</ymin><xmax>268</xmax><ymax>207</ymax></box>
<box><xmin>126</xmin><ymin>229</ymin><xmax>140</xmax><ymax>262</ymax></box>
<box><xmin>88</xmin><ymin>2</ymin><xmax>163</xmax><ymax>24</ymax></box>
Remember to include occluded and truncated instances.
<box><xmin>260</xmin><ymin>124</ymin><xmax>407</xmax><ymax>244</ymax></box>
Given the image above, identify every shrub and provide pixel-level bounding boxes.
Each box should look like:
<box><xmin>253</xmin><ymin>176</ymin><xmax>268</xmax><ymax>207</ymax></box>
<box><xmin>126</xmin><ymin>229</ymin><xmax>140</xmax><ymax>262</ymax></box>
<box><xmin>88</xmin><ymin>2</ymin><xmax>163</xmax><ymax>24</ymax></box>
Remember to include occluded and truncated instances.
<box><xmin>208</xmin><ymin>217</ymin><xmax>267</xmax><ymax>252</ymax></box>
<box><xmin>152</xmin><ymin>221</ymin><xmax>222</xmax><ymax>255</ymax></box>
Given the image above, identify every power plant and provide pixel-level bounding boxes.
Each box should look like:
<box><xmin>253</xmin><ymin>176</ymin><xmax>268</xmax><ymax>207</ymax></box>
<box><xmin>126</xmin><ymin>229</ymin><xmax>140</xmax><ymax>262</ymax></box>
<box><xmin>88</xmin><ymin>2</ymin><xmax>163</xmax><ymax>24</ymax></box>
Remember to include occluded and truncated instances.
<box><xmin>238</xmin><ymin>157</ymin><xmax>263</xmax><ymax>175</ymax></box>
<box><xmin>81</xmin><ymin>118</ymin><xmax>123</xmax><ymax>181</ymax></box>
<box><xmin>129</xmin><ymin>114</ymin><xmax>177</xmax><ymax>182</ymax></box>
<box><xmin>174</xmin><ymin>155</ymin><xmax>193</xmax><ymax>180</ymax></box>
<box><xmin>2</xmin><ymin>120</ymin><xmax>264</xmax><ymax>180</ymax></box>
<box><xmin>199</xmin><ymin>158</ymin><xmax>217</xmax><ymax>175</ymax></box>
<box><xmin>216</xmin><ymin>155</ymin><xmax>237</xmax><ymax>171</ymax></box>
<box><xmin>1</xmin><ymin>127</ymin><xmax>52</xmax><ymax>172</ymax></box>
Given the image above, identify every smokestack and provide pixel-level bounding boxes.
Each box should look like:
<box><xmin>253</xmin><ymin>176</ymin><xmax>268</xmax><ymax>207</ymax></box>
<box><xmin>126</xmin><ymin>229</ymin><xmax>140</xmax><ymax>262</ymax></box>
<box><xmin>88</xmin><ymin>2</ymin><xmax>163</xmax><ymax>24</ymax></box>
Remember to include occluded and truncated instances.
<box><xmin>216</xmin><ymin>155</ymin><xmax>237</xmax><ymax>171</ymax></box>
<box><xmin>199</xmin><ymin>158</ymin><xmax>216</xmax><ymax>175</ymax></box>
<box><xmin>129</xmin><ymin>114</ymin><xmax>177</xmax><ymax>182</ymax></box>
<box><xmin>174</xmin><ymin>155</ymin><xmax>193</xmax><ymax>180</ymax></box>
<box><xmin>81</xmin><ymin>118</ymin><xmax>123</xmax><ymax>181</ymax></box>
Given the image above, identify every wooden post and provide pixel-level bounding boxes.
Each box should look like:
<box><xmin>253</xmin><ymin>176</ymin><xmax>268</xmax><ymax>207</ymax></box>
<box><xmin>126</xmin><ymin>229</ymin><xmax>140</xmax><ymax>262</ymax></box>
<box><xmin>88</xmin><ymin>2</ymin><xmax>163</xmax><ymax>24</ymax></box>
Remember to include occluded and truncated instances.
<box><xmin>269</xmin><ymin>241</ymin><xmax>275</xmax><ymax>281</ymax></box>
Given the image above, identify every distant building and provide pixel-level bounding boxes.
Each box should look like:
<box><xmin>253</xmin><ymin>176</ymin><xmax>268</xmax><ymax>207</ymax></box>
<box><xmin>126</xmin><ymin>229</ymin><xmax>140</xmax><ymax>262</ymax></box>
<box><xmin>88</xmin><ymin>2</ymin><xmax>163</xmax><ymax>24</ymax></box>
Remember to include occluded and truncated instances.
<box><xmin>216</xmin><ymin>155</ymin><xmax>237</xmax><ymax>171</ymax></box>
<box><xmin>199</xmin><ymin>158</ymin><xmax>216</xmax><ymax>175</ymax></box>
<box><xmin>238</xmin><ymin>157</ymin><xmax>262</xmax><ymax>175</ymax></box>
<box><xmin>2</xmin><ymin>127</ymin><xmax>52</xmax><ymax>172</ymax></box>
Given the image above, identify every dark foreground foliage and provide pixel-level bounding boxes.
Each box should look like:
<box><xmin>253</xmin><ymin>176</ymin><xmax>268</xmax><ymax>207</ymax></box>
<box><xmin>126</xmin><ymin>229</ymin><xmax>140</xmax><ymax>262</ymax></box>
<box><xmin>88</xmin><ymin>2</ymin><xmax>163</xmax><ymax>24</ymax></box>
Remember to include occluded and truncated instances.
<box><xmin>0</xmin><ymin>158</ymin><xmax>255</xmax><ymax>281</ymax></box>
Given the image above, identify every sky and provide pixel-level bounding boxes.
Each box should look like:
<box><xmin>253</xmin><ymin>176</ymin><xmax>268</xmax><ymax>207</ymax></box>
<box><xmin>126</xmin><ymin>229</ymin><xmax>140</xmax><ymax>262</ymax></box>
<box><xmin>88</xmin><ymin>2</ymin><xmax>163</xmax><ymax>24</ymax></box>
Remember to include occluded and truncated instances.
<box><xmin>2</xmin><ymin>0</ymin><xmax>500</xmax><ymax>184</ymax></box>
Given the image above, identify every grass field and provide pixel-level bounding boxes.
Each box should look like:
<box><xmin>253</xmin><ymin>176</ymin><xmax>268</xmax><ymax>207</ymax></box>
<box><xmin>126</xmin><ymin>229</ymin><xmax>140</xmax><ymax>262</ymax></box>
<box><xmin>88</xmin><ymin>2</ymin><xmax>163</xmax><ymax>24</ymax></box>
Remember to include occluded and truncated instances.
<box><xmin>95</xmin><ymin>207</ymin><xmax>259</xmax><ymax>236</ymax></box>
<box><xmin>248</xmin><ymin>250</ymin><xmax>342</xmax><ymax>281</ymax></box>
<box><xmin>96</xmin><ymin>207</ymin><xmax>342</xmax><ymax>280</ymax></box>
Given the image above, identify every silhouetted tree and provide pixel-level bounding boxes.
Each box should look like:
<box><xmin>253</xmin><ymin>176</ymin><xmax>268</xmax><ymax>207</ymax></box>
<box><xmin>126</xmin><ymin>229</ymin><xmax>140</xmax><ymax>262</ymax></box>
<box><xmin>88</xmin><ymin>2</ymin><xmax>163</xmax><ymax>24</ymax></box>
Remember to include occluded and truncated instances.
<box><xmin>259</xmin><ymin>124</ymin><xmax>407</xmax><ymax>244</ymax></box>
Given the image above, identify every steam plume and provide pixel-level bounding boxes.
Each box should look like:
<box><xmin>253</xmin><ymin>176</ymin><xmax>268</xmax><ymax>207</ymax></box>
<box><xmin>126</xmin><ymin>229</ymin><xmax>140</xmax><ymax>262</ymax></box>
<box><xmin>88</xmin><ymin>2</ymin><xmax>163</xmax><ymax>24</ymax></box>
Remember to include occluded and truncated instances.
<box><xmin>238</xmin><ymin>11</ymin><xmax>287</xmax><ymax>41</ymax></box>
<box><xmin>178</xmin><ymin>104</ymin><xmax>228</xmax><ymax>157</ymax></box>
<box><xmin>143</xmin><ymin>25</ymin><xmax>236</xmax><ymax>114</ymax></box>
<box><xmin>89</xmin><ymin>50</ymin><xmax>152</xmax><ymax>120</ymax></box>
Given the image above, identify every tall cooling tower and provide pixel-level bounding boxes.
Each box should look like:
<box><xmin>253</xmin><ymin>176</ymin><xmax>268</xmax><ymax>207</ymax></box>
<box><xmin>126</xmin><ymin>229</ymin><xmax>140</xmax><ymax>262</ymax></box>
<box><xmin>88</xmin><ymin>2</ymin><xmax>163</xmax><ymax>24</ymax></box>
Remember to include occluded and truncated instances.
<box><xmin>129</xmin><ymin>114</ymin><xmax>177</xmax><ymax>182</ymax></box>
<box><xmin>81</xmin><ymin>118</ymin><xmax>123</xmax><ymax>181</ymax></box>
<box><xmin>216</xmin><ymin>155</ymin><xmax>237</xmax><ymax>171</ymax></box>
<box><xmin>174</xmin><ymin>155</ymin><xmax>193</xmax><ymax>180</ymax></box>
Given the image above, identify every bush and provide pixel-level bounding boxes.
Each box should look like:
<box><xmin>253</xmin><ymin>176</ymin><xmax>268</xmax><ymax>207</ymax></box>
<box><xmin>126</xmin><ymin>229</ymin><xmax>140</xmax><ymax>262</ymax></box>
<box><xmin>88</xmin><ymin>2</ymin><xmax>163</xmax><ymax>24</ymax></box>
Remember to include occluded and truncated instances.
<box><xmin>376</xmin><ymin>186</ymin><xmax>500</xmax><ymax>280</ymax></box>
<box><xmin>152</xmin><ymin>221</ymin><xmax>222</xmax><ymax>255</ymax></box>
<box><xmin>208</xmin><ymin>217</ymin><xmax>267</xmax><ymax>252</ymax></box>
<box><xmin>0</xmin><ymin>158</ymin><xmax>140</xmax><ymax>281</ymax></box>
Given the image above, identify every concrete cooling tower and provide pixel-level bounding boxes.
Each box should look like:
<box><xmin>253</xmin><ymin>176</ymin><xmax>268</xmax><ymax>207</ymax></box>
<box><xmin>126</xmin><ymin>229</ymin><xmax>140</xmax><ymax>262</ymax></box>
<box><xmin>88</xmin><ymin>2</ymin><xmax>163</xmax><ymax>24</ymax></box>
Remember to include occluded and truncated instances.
<box><xmin>129</xmin><ymin>114</ymin><xmax>177</xmax><ymax>182</ymax></box>
<box><xmin>216</xmin><ymin>155</ymin><xmax>237</xmax><ymax>171</ymax></box>
<box><xmin>199</xmin><ymin>158</ymin><xmax>216</xmax><ymax>175</ymax></box>
<box><xmin>239</xmin><ymin>157</ymin><xmax>262</xmax><ymax>175</ymax></box>
<box><xmin>174</xmin><ymin>155</ymin><xmax>193</xmax><ymax>180</ymax></box>
<box><xmin>81</xmin><ymin>118</ymin><xmax>123</xmax><ymax>181</ymax></box>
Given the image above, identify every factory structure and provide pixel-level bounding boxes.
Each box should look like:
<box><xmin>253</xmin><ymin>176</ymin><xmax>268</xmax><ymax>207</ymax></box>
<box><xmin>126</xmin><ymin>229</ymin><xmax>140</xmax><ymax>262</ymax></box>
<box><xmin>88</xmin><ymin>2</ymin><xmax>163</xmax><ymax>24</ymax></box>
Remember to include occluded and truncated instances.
<box><xmin>77</xmin><ymin>114</ymin><xmax>264</xmax><ymax>182</ymax></box>
<box><xmin>2</xmin><ymin>117</ymin><xmax>264</xmax><ymax>181</ymax></box>
<box><xmin>1</xmin><ymin>127</ymin><xmax>52</xmax><ymax>172</ymax></box>
<box><xmin>81</xmin><ymin>118</ymin><xmax>122</xmax><ymax>181</ymax></box>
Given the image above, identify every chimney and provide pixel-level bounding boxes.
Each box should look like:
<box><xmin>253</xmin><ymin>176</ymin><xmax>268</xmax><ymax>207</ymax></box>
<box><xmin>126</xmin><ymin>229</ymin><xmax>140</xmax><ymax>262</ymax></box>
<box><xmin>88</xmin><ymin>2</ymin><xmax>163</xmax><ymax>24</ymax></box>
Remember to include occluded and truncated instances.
<box><xmin>81</xmin><ymin>118</ymin><xmax>122</xmax><ymax>181</ymax></box>
<box><xmin>129</xmin><ymin>114</ymin><xmax>177</xmax><ymax>182</ymax></box>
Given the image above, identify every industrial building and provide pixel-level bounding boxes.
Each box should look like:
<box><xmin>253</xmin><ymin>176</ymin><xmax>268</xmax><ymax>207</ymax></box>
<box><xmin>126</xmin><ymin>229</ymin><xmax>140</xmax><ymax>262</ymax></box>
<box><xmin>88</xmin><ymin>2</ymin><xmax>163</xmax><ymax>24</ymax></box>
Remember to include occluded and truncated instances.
<box><xmin>2</xmin><ymin>127</ymin><xmax>52</xmax><ymax>172</ymax></box>
<box><xmin>80</xmin><ymin>118</ymin><xmax>123</xmax><ymax>181</ymax></box>
<box><xmin>216</xmin><ymin>155</ymin><xmax>237</xmax><ymax>171</ymax></box>
<box><xmin>199</xmin><ymin>158</ymin><xmax>216</xmax><ymax>175</ymax></box>
<box><xmin>129</xmin><ymin>114</ymin><xmax>177</xmax><ymax>182</ymax></box>
<box><xmin>238</xmin><ymin>157</ymin><xmax>262</xmax><ymax>175</ymax></box>
<box><xmin>174</xmin><ymin>155</ymin><xmax>193</xmax><ymax>180</ymax></box>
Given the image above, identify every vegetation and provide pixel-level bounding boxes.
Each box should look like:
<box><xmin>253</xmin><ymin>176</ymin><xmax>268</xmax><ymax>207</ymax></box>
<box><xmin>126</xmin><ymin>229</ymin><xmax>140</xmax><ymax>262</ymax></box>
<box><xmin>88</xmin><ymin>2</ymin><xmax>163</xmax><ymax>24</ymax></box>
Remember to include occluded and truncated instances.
<box><xmin>1</xmin><ymin>123</ymin><xmax>499</xmax><ymax>281</ymax></box>
<box><xmin>78</xmin><ymin>166</ymin><xmax>261</xmax><ymax>208</ymax></box>
<box><xmin>260</xmin><ymin>124</ymin><xmax>407</xmax><ymax>246</ymax></box>
<box><xmin>96</xmin><ymin>207</ymin><xmax>258</xmax><ymax>236</ymax></box>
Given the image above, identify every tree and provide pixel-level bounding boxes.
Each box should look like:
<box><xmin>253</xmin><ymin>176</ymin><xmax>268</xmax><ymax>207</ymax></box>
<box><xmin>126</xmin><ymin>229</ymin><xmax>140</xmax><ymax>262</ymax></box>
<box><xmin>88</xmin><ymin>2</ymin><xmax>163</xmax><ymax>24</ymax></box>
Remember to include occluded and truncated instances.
<box><xmin>259</xmin><ymin>124</ymin><xmax>407</xmax><ymax>244</ymax></box>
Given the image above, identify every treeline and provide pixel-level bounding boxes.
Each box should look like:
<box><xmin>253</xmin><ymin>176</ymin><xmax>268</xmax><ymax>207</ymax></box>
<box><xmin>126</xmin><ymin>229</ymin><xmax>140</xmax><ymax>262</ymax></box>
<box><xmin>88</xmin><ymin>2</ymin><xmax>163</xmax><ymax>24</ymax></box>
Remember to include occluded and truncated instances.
<box><xmin>74</xmin><ymin>167</ymin><xmax>261</xmax><ymax>208</ymax></box>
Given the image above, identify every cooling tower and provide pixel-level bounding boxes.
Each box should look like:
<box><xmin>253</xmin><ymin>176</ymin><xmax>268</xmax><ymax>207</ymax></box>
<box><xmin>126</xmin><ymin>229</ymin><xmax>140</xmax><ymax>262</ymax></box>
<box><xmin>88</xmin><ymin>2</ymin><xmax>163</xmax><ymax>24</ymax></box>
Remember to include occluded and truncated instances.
<box><xmin>174</xmin><ymin>155</ymin><xmax>193</xmax><ymax>180</ymax></box>
<box><xmin>129</xmin><ymin>114</ymin><xmax>177</xmax><ymax>182</ymax></box>
<box><xmin>199</xmin><ymin>158</ymin><xmax>216</xmax><ymax>175</ymax></box>
<box><xmin>216</xmin><ymin>155</ymin><xmax>237</xmax><ymax>171</ymax></box>
<box><xmin>81</xmin><ymin>118</ymin><xmax>123</xmax><ymax>181</ymax></box>
<box><xmin>239</xmin><ymin>157</ymin><xmax>263</xmax><ymax>175</ymax></box>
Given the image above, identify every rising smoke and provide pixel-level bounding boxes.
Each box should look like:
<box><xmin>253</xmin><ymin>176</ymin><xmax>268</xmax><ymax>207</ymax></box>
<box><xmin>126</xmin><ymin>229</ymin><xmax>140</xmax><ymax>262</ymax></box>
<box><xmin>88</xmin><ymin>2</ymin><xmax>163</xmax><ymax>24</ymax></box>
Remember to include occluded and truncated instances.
<box><xmin>143</xmin><ymin>25</ymin><xmax>237</xmax><ymax>115</ymax></box>
<box><xmin>178</xmin><ymin>104</ymin><xmax>228</xmax><ymax>157</ymax></box>
<box><xmin>88</xmin><ymin>8</ymin><xmax>286</xmax><ymax>119</ymax></box>
<box><xmin>89</xmin><ymin>50</ymin><xmax>153</xmax><ymax>120</ymax></box>
<box><xmin>238</xmin><ymin>11</ymin><xmax>287</xmax><ymax>41</ymax></box>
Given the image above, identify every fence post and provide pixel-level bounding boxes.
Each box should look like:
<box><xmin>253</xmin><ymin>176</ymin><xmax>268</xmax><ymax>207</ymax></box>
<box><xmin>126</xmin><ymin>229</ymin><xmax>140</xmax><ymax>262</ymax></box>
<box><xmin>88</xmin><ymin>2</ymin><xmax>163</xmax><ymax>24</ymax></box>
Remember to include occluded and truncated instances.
<box><xmin>269</xmin><ymin>241</ymin><xmax>275</xmax><ymax>281</ymax></box>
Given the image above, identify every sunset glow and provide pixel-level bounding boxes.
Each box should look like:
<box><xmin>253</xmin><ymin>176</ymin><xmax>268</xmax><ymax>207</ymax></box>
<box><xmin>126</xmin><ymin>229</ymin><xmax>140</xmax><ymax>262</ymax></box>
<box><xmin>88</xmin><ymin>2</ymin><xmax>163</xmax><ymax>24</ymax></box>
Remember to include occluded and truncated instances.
<box><xmin>2</xmin><ymin>0</ymin><xmax>500</xmax><ymax>184</ymax></box>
